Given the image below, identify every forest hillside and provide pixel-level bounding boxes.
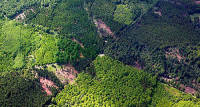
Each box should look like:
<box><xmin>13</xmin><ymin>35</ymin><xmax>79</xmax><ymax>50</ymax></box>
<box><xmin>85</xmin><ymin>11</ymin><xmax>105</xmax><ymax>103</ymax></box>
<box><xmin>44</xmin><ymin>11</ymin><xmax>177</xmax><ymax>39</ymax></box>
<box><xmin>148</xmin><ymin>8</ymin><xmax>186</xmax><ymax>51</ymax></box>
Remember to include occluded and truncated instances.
<box><xmin>0</xmin><ymin>0</ymin><xmax>200</xmax><ymax>106</ymax></box>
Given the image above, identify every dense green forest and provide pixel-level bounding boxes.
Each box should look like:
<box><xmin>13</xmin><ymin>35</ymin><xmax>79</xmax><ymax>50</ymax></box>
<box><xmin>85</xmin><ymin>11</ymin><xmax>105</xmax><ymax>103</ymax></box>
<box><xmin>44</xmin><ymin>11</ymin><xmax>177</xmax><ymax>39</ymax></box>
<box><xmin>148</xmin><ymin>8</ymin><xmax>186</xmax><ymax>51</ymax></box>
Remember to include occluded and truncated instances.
<box><xmin>87</xmin><ymin>0</ymin><xmax>158</xmax><ymax>32</ymax></box>
<box><xmin>0</xmin><ymin>0</ymin><xmax>200</xmax><ymax>106</ymax></box>
<box><xmin>0</xmin><ymin>0</ymin><xmax>60</xmax><ymax>18</ymax></box>
<box><xmin>25</xmin><ymin>0</ymin><xmax>104</xmax><ymax>70</ymax></box>
<box><xmin>51</xmin><ymin>56</ymin><xmax>200</xmax><ymax>106</ymax></box>
<box><xmin>0</xmin><ymin>71</ymin><xmax>49</xmax><ymax>107</ymax></box>
<box><xmin>103</xmin><ymin>0</ymin><xmax>200</xmax><ymax>94</ymax></box>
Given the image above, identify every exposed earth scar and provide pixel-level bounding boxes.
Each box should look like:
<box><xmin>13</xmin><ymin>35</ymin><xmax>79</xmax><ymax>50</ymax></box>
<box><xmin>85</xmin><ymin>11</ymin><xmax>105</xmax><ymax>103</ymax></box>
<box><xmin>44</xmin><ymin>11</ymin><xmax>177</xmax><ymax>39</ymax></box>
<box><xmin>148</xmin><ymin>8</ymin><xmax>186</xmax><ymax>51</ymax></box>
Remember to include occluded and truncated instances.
<box><xmin>39</xmin><ymin>77</ymin><xmax>59</xmax><ymax>96</ymax></box>
<box><xmin>55</xmin><ymin>64</ymin><xmax>78</xmax><ymax>85</ymax></box>
<box><xmin>93</xmin><ymin>19</ymin><xmax>115</xmax><ymax>38</ymax></box>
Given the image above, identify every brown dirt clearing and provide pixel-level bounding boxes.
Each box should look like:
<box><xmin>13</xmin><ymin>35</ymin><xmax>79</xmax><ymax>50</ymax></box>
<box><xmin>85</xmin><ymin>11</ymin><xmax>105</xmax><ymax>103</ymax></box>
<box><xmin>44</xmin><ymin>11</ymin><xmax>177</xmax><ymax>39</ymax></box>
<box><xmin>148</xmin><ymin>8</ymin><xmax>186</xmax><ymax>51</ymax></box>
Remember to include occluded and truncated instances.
<box><xmin>55</xmin><ymin>65</ymin><xmax>78</xmax><ymax>85</ymax></box>
<box><xmin>165</xmin><ymin>48</ymin><xmax>184</xmax><ymax>62</ymax></box>
<box><xmin>39</xmin><ymin>77</ymin><xmax>59</xmax><ymax>96</ymax></box>
<box><xmin>93</xmin><ymin>19</ymin><xmax>115</xmax><ymax>38</ymax></box>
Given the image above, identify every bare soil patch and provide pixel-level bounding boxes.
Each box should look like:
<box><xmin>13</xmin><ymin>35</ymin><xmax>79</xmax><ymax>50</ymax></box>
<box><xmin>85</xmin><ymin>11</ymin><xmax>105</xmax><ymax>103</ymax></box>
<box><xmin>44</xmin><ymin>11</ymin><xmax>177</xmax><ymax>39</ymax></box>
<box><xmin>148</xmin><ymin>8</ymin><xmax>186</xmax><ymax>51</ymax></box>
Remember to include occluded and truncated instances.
<box><xmin>15</xmin><ymin>12</ymin><xmax>26</xmax><ymax>21</ymax></box>
<box><xmin>93</xmin><ymin>19</ymin><xmax>115</xmax><ymax>38</ymax></box>
<box><xmin>194</xmin><ymin>0</ymin><xmax>200</xmax><ymax>4</ymax></box>
<box><xmin>180</xmin><ymin>84</ymin><xmax>197</xmax><ymax>95</ymax></box>
<box><xmin>39</xmin><ymin>77</ymin><xmax>59</xmax><ymax>96</ymax></box>
<box><xmin>165</xmin><ymin>48</ymin><xmax>184</xmax><ymax>62</ymax></box>
<box><xmin>15</xmin><ymin>8</ymin><xmax>34</xmax><ymax>22</ymax></box>
<box><xmin>55</xmin><ymin>65</ymin><xmax>78</xmax><ymax>85</ymax></box>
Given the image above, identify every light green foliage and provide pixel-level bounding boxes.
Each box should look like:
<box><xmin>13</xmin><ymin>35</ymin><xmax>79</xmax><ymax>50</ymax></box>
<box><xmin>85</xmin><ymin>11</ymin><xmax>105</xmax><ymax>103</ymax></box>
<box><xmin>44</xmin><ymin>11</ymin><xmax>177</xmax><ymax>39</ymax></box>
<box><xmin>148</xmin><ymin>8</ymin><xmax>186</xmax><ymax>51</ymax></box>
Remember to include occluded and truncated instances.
<box><xmin>0</xmin><ymin>20</ymin><xmax>82</xmax><ymax>72</ymax></box>
<box><xmin>52</xmin><ymin>56</ymin><xmax>200</xmax><ymax>106</ymax></box>
<box><xmin>173</xmin><ymin>101</ymin><xmax>196</xmax><ymax>107</ymax></box>
<box><xmin>13</xmin><ymin>53</ymin><xmax>25</xmax><ymax>69</ymax></box>
<box><xmin>1</xmin><ymin>21</ymin><xmax>32</xmax><ymax>54</ymax></box>
<box><xmin>26</xmin><ymin>0</ymin><xmax>103</xmax><ymax>69</ymax></box>
<box><xmin>0</xmin><ymin>20</ymin><xmax>34</xmax><ymax>71</ymax></box>
<box><xmin>47</xmin><ymin>64</ymin><xmax>61</xmax><ymax>72</ymax></box>
<box><xmin>150</xmin><ymin>83</ymin><xmax>200</xmax><ymax>107</ymax></box>
<box><xmin>0</xmin><ymin>19</ymin><xmax>65</xmax><ymax>106</ymax></box>
<box><xmin>52</xmin><ymin>56</ymin><xmax>157</xmax><ymax>106</ymax></box>
<box><xmin>0</xmin><ymin>0</ymin><xmax>200</xmax><ymax>106</ymax></box>
<box><xmin>34</xmin><ymin>32</ymin><xmax>58</xmax><ymax>65</ymax></box>
<box><xmin>114</xmin><ymin>4</ymin><xmax>133</xmax><ymax>25</ymax></box>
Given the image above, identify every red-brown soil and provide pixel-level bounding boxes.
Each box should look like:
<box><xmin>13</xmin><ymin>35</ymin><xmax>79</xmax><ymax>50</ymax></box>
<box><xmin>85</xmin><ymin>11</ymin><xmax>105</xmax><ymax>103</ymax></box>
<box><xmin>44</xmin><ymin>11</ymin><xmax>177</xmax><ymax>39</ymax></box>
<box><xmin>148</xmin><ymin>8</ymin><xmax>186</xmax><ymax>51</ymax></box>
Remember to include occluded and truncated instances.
<box><xmin>39</xmin><ymin>77</ymin><xmax>59</xmax><ymax>96</ymax></box>
<box><xmin>194</xmin><ymin>0</ymin><xmax>200</xmax><ymax>4</ymax></box>
<box><xmin>180</xmin><ymin>84</ymin><xmax>197</xmax><ymax>95</ymax></box>
<box><xmin>55</xmin><ymin>65</ymin><xmax>78</xmax><ymax>84</ymax></box>
<box><xmin>94</xmin><ymin>19</ymin><xmax>115</xmax><ymax>38</ymax></box>
<box><xmin>165</xmin><ymin>48</ymin><xmax>183</xmax><ymax>62</ymax></box>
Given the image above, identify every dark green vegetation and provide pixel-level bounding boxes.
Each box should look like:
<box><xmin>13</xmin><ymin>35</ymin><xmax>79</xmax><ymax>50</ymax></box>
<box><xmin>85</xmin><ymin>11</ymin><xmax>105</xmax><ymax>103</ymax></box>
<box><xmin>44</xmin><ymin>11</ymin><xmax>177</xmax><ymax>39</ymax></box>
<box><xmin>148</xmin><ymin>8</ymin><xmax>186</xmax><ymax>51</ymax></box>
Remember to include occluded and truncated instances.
<box><xmin>0</xmin><ymin>19</ymin><xmax>81</xmax><ymax>106</ymax></box>
<box><xmin>0</xmin><ymin>71</ymin><xmax>48</xmax><ymax>107</ymax></box>
<box><xmin>51</xmin><ymin>56</ymin><xmax>200</xmax><ymax>106</ymax></box>
<box><xmin>0</xmin><ymin>68</ymin><xmax>64</xmax><ymax>106</ymax></box>
<box><xmin>25</xmin><ymin>0</ymin><xmax>103</xmax><ymax>70</ymax></box>
<box><xmin>103</xmin><ymin>0</ymin><xmax>200</xmax><ymax>93</ymax></box>
<box><xmin>1</xmin><ymin>0</ymin><xmax>200</xmax><ymax>106</ymax></box>
<box><xmin>0</xmin><ymin>0</ymin><xmax>59</xmax><ymax>18</ymax></box>
<box><xmin>87</xmin><ymin>0</ymin><xmax>158</xmax><ymax>32</ymax></box>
